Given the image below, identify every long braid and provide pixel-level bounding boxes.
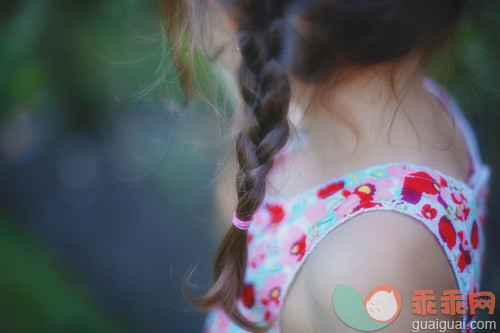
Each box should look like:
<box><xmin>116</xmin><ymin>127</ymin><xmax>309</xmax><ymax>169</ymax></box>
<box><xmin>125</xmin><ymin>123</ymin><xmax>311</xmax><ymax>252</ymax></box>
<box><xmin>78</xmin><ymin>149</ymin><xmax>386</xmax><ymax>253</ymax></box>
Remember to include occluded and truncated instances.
<box><xmin>193</xmin><ymin>1</ymin><xmax>291</xmax><ymax>331</ymax></box>
<box><xmin>235</xmin><ymin>27</ymin><xmax>291</xmax><ymax>220</ymax></box>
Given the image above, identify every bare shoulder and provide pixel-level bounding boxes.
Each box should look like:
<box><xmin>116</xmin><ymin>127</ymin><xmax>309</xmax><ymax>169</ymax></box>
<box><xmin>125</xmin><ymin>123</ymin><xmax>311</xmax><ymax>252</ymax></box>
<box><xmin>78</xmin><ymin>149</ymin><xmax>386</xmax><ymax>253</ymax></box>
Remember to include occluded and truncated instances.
<box><xmin>280</xmin><ymin>211</ymin><xmax>461</xmax><ymax>333</ymax></box>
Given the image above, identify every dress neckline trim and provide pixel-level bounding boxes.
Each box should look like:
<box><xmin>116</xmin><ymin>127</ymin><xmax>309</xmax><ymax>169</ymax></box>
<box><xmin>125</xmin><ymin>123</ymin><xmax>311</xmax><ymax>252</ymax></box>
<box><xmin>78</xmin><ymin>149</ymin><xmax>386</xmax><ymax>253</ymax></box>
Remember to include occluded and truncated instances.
<box><xmin>264</xmin><ymin>161</ymin><xmax>484</xmax><ymax>203</ymax></box>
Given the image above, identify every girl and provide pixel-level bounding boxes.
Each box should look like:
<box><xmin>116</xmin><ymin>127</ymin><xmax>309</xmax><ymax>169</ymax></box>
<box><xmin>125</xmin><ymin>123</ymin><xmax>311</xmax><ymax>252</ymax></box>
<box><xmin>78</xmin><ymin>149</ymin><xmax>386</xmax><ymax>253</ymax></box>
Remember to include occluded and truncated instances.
<box><xmin>161</xmin><ymin>0</ymin><xmax>491</xmax><ymax>332</ymax></box>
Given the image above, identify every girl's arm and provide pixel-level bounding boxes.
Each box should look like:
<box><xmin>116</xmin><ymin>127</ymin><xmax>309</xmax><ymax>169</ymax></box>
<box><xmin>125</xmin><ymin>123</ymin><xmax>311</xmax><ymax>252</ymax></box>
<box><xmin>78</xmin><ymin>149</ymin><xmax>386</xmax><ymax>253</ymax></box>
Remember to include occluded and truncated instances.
<box><xmin>281</xmin><ymin>211</ymin><xmax>462</xmax><ymax>333</ymax></box>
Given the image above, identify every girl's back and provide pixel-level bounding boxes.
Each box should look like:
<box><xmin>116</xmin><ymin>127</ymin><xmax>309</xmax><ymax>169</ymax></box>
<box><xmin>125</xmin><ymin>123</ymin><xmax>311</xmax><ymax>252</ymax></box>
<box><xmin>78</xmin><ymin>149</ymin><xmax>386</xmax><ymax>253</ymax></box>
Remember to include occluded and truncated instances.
<box><xmin>207</xmin><ymin>77</ymin><xmax>490</xmax><ymax>332</ymax></box>
<box><xmin>159</xmin><ymin>0</ymin><xmax>491</xmax><ymax>332</ymax></box>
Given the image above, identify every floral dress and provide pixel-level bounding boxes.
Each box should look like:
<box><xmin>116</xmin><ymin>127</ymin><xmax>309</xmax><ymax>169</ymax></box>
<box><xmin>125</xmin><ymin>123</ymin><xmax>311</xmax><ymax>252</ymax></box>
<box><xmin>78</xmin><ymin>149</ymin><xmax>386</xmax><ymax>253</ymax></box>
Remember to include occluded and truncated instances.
<box><xmin>203</xmin><ymin>79</ymin><xmax>491</xmax><ymax>333</ymax></box>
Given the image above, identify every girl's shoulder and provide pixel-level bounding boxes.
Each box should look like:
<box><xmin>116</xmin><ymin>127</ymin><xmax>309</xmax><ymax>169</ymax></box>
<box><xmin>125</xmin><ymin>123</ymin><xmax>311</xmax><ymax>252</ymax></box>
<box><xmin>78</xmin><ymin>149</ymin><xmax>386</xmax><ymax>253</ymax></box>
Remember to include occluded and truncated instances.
<box><xmin>280</xmin><ymin>210</ymin><xmax>463</xmax><ymax>333</ymax></box>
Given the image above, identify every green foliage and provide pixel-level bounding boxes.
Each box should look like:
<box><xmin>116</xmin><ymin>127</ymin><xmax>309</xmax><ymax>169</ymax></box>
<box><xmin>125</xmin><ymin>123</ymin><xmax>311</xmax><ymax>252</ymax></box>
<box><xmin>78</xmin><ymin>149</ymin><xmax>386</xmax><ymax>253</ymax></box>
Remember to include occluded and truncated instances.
<box><xmin>0</xmin><ymin>208</ymin><xmax>126</xmax><ymax>333</ymax></box>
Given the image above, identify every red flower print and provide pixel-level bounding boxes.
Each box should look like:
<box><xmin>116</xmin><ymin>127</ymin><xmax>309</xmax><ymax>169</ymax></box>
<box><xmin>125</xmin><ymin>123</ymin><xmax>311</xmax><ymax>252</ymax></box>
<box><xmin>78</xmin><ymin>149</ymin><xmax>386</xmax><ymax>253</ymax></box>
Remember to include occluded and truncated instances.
<box><xmin>457</xmin><ymin>243</ymin><xmax>471</xmax><ymax>272</ymax></box>
<box><xmin>471</xmin><ymin>221</ymin><xmax>479</xmax><ymax>250</ymax></box>
<box><xmin>457</xmin><ymin>231</ymin><xmax>471</xmax><ymax>272</ymax></box>
<box><xmin>280</xmin><ymin>227</ymin><xmax>307</xmax><ymax>266</ymax></box>
<box><xmin>350</xmin><ymin>184</ymin><xmax>382</xmax><ymax>213</ymax></box>
<box><xmin>451</xmin><ymin>193</ymin><xmax>470</xmax><ymax>221</ymax></box>
<box><xmin>353</xmin><ymin>201</ymin><xmax>381</xmax><ymax>212</ymax></box>
<box><xmin>421</xmin><ymin>204</ymin><xmax>437</xmax><ymax>219</ymax></box>
<box><xmin>261</xmin><ymin>286</ymin><xmax>281</xmax><ymax>321</ymax></box>
<box><xmin>438</xmin><ymin>215</ymin><xmax>456</xmax><ymax>250</ymax></box>
<box><xmin>401</xmin><ymin>172</ymin><xmax>447</xmax><ymax>208</ymax></box>
<box><xmin>290</xmin><ymin>234</ymin><xmax>306</xmax><ymax>263</ymax></box>
<box><xmin>241</xmin><ymin>284</ymin><xmax>255</xmax><ymax>308</ymax></box>
<box><xmin>266</xmin><ymin>203</ymin><xmax>285</xmax><ymax>227</ymax></box>
<box><xmin>259</xmin><ymin>273</ymin><xmax>286</xmax><ymax>318</ymax></box>
<box><xmin>335</xmin><ymin>183</ymin><xmax>382</xmax><ymax>217</ymax></box>
<box><xmin>263</xmin><ymin>287</ymin><xmax>280</xmax><ymax>306</ymax></box>
<box><xmin>317</xmin><ymin>181</ymin><xmax>345</xmax><ymax>199</ymax></box>
<box><xmin>354</xmin><ymin>183</ymin><xmax>375</xmax><ymax>200</ymax></box>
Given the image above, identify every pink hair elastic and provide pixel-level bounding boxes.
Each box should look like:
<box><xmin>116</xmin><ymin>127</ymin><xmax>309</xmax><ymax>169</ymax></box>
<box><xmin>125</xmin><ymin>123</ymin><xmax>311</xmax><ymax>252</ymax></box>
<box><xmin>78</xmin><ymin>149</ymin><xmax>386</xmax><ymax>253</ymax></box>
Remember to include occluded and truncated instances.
<box><xmin>232</xmin><ymin>212</ymin><xmax>253</xmax><ymax>230</ymax></box>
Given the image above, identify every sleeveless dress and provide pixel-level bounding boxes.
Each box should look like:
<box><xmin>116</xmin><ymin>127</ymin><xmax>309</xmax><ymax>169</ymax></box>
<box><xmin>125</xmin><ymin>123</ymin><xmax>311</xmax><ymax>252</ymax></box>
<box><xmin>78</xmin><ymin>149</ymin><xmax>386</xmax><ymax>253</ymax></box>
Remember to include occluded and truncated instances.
<box><xmin>203</xmin><ymin>78</ymin><xmax>491</xmax><ymax>333</ymax></box>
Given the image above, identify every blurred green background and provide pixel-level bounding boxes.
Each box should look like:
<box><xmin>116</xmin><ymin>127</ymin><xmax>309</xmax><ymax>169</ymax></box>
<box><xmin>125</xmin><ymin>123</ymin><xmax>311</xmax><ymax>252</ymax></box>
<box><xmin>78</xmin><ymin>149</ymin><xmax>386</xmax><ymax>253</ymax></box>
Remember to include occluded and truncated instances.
<box><xmin>0</xmin><ymin>0</ymin><xmax>499</xmax><ymax>332</ymax></box>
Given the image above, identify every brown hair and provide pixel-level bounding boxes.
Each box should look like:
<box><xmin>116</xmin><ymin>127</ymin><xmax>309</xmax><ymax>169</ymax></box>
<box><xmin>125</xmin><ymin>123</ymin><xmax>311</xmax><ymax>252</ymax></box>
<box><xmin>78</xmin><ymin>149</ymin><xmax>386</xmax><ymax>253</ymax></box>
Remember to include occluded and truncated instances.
<box><xmin>157</xmin><ymin>0</ymin><xmax>469</xmax><ymax>331</ymax></box>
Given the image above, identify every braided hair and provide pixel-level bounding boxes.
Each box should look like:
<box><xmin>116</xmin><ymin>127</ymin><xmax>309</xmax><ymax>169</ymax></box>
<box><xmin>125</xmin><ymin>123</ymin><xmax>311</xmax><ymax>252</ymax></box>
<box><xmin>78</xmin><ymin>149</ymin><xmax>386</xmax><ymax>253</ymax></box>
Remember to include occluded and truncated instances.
<box><xmin>193</xmin><ymin>1</ymin><xmax>291</xmax><ymax>330</ymax></box>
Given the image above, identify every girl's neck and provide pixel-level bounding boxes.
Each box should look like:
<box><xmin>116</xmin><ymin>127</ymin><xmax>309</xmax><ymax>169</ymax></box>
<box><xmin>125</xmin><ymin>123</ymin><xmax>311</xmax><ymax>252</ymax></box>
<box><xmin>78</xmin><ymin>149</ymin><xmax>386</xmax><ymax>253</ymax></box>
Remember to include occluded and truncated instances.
<box><xmin>294</xmin><ymin>66</ymin><xmax>447</xmax><ymax>165</ymax></box>
<box><xmin>273</xmin><ymin>63</ymin><xmax>472</xmax><ymax>195</ymax></box>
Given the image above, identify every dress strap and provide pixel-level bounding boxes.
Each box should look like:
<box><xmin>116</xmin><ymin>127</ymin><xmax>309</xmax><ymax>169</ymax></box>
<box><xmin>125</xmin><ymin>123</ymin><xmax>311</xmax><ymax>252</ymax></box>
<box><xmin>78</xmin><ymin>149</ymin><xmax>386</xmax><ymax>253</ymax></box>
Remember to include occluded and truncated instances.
<box><xmin>422</xmin><ymin>78</ymin><xmax>487</xmax><ymax>190</ymax></box>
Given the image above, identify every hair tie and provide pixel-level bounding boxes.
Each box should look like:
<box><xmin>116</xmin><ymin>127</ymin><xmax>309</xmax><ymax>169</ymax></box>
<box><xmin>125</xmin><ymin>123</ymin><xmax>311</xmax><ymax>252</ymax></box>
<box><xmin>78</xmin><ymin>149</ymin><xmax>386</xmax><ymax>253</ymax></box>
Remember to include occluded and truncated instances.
<box><xmin>232</xmin><ymin>212</ymin><xmax>253</xmax><ymax>230</ymax></box>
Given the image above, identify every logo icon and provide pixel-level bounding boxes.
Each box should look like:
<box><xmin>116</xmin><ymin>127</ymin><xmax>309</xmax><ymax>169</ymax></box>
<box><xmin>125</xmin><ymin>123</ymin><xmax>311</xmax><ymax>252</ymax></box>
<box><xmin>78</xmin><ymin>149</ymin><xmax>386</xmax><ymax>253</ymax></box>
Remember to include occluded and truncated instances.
<box><xmin>332</xmin><ymin>284</ymin><xmax>402</xmax><ymax>331</ymax></box>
